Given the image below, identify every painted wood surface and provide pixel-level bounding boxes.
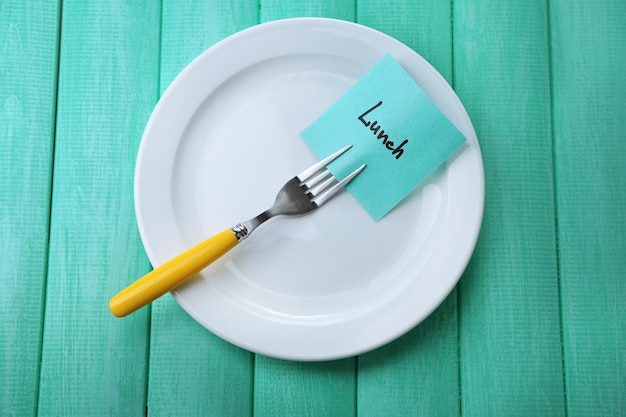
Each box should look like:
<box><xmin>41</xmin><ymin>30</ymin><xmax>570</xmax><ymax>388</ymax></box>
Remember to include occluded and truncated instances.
<box><xmin>1</xmin><ymin>0</ymin><xmax>624</xmax><ymax>416</ymax></box>
<box><xmin>550</xmin><ymin>0</ymin><xmax>626</xmax><ymax>415</ymax></box>
<box><xmin>146</xmin><ymin>1</ymin><xmax>256</xmax><ymax>415</ymax></box>
<box><xmin>36</xmin><ymin>1</ymin><xmax>159</xmax><ymax>415</ymax></box>
<box><xmin>356</xmin><ymin>2</ymin><xmax>460</xmax><ymax>416</ymax></box>
<box><xmin>253</xmin><ymin>3</ymin><xmax>358</xmax><ymax>416</ymax></box>
<box><xmin>454</xmin><ymin>1</ymin><xmax>565</xmax><ymax>415</ymax></box>
<box><xmin>0</xmin><ymin>1</ymin><xmax>59</xmax><ymax>416</ymax></box>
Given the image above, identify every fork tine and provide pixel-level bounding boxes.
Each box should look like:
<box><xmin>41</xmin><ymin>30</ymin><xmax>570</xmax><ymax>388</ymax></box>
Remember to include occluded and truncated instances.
<box><xmin>297</xmin><ymin>144</ymin><xmax>352</xmax><ymax>181</ymax></box>
<box><xmin>312</xmin><ymin>164</ymin><xmax>366</xmax><ymax>207</ymax></box>
<box><xmin>303</xmin><ymin>169</ymin><xmax>333</xmax><ymax>189</ymax></box>
<box><xmin>307</xmin><ymin>172</ymin><xmax>336</xmax><ymax>197</ymax></box>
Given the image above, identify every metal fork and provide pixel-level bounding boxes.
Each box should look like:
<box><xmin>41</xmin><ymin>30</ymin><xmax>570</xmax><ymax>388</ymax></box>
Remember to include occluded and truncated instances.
<box><xmin>109</xmin><ymin>145</ymin><xmax>365</xmax><ymax>317</ymax></box>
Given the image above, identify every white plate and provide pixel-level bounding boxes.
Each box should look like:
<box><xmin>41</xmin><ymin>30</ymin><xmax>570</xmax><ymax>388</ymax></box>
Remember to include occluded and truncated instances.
<box><xmin>135</xmin><ymin>18</ymin><xmax>484</xmax><ymax>361</ymax></box>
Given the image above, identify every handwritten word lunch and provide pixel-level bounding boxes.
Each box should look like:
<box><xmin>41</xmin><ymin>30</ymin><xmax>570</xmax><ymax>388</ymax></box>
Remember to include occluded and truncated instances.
<box><xmin>357</xmin><ymin>101</ymin><xmax>408</xmax><ymax>159</ymax></box>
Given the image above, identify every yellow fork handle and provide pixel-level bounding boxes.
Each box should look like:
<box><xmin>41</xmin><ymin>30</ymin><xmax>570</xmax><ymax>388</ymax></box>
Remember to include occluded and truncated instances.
<box><xmin>109</xmin><ymin>229</ymin><xmax>239</xmax><ymax>317</ymax></box>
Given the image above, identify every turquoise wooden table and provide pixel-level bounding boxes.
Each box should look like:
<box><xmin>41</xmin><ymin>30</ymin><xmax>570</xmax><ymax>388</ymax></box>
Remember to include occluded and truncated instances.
<box><xmin>2</xmin><ymin>0</ymin><xmax>624</xmax><ymax>416</ymax></box>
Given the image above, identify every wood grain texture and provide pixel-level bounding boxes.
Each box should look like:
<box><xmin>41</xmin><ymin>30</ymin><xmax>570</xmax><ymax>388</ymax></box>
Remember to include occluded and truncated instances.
<box><xmin>549</xmin><ymin>0</ymin><xmax>626</xmax><ymax>415</ymax></box>
<box><xmin>36</xmin><ymin>1</ymin><xmax>160</xmax><ymax>415</ymax></box>
<box><xmin>159</xmin><ymin>0</ymin><xmax>259</xmax><ymax>91</ymax></box>
<box><xmin>453</xmin><ymin>0</ymin><xmax>566</xmax><ymax>415</ymax></box>
<box><xmin>357</xmin><ymin>0</ymin><xmax>452</xmax><ymax>80</ymax></box>
<box><xmin>147</xmin><ymin>302</ymin><xmax>253</xmax><ymax>417</ymax></box>
<box><xmin>0</xmin><ymin>1</ymin><xmax>59</xmax><ymax>416</ymax></box>
<box><xmin>254</xmin><ymin>356</ymin><xmax>356</xmax><ymax>417</ymax></box>
<box><xmin>250</xmin><ymin>3</ymin><xmax>357</xmax><ymax>417</ymax></box>
<box><xmin>358</xmin><ymin>296</ymin><xmax>459</xmax><ymax>417</ymax></box>
<box><xmin>355</xmin><ymin>2</ymin><xmax>460</xmax><ymax>416</ymax></box>
<box><xmin>146</xmin><ymin>1</ymin><xmax>257</xmax><ymax>416</ymax></box>
<box><xmin>259</xmin><ymin>0</ymin><xmax>355</xmax><ymax>22</ymax></box>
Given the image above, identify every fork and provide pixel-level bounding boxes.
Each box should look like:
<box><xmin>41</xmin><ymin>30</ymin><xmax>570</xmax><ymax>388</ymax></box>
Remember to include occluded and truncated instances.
<box><xmin>109</xmin><ymin>145</ymin><xmax>365</xmax><ymax>317</ymax></box>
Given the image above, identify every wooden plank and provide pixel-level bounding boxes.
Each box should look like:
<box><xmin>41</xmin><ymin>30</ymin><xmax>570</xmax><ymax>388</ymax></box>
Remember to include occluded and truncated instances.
<box><xmin>36</xmin><ymin>1</ymin><xmax>160</xmax><ymax>415</ymax></box>
<box><xmin>355</xmin><ymin>1</ymin><xmax>460</xmax><ymax>416</ymax></box>
<box><xmin>159</xmin><ymin>0</ymin><xmax>259</xmax><ymax>91</ymax></box>
<box><xmin>254</xmin><ymin>357</ymin><xmax>356</xmax><ymax>417</ymax></box>
<box><xmin>357</xmin><ymin>297</ymin><xmax>459</xmax><ymax>416</ymax></box>
<box><xmin>145</xmin><ymin>1</ymin><xmax>257</xmax><ymax>416</ymax></box>
<box><xmin>259</xmin><ymin>0</ymin><xmax>355</xmax><ymax>21</ymax></box>
<box><xmin>0</xmin><ymin>1</ymin><xmax>59</xmax><ymax>415</ymax></box>
<box><xmin>357</xmin><ymin>0</ymin><xmax>452</xmax><ymax>79</ymax></box>
<box><xmin>549</xmin><ymin>1</ymin><xmax>626</xmax><ymax>415</ymax></box>
<box><xmin>252</xmin><ymin>3</ymin><xmax>358</xmax><ymax>417</ymax></box>
<box><xmin>453</xmin><ymin>0</ymin><xmax>566</xmax><ymax>415</ymax></box>
<box><xmin>147</xmin><ymin>303</ymin><xmax>254</xmax><ymax>417</ymax></box>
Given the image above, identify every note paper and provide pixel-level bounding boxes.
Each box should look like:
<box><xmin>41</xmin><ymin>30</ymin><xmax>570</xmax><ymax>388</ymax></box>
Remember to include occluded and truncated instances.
<box><xmin>301</xmin><ymin>55</ymin><xmax>467</xmax><ymax>220</ymax></box>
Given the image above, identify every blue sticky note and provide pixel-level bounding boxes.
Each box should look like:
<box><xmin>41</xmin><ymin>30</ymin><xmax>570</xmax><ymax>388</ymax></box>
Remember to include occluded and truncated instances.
<box><xmin>300</xmin><ymin>55</ymin><xmax>466</xmax><ymax>220</ymax></box>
